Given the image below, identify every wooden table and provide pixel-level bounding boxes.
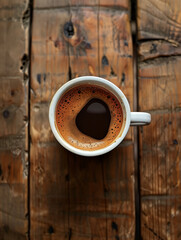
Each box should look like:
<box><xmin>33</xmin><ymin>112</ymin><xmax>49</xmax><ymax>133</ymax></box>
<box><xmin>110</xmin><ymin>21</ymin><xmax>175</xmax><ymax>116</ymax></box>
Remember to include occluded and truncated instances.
<box><xmin>0</xmin><ymin>0</ymin><xmax>181</xmax><ymax>239</ymax></box>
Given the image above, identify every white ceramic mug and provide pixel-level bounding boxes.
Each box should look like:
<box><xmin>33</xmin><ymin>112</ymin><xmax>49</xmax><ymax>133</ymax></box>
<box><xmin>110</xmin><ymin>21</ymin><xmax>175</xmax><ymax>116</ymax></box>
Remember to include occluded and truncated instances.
<box><xmin>49</xmin><ymin>76</ymin><xmax>151</xmax><ymax>156</ymax></box>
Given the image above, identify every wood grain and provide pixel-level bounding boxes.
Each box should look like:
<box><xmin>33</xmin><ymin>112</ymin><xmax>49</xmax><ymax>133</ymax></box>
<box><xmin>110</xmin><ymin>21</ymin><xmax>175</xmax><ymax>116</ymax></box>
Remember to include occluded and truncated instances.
<box><xmin>139</xmin><ymin>61</ymin><xmax>181</xmax><ymax>239</ymax></box>
<box><xmin>30</xmin><ymin>8</ymin><xmax>69</xmax><ymax>240</ymax></box>
<box><xmin>137</xmin><ymin>0</ymin><xmax>181</xmax><ymax>44</ymax></box>
<box><xmin>68</xmin><ymin>5</ymin><xmax>135</xmax><ymax>240</ymax></box>
<box><xmin>30</xmin><ymin>144</ymin><xmax>69</xmax><ymax>239</ymax></box>
<box><xmin>138</xmin><ymin>40</ymin><xmax>181</xmax><ymax>62</ymax></box>
<box><xmin>68</xmin><ymin>7</ymin><xmax>99</xmax><ymax>77</ymax></box>
<box><xmin>30</xmin><ymin>1</ymin><xmax>135</xmax><ymax>240</ymax></box>
<box><xmin>138</xmin><ymin>0</ymin><xmax>181</xmax><ymax>239</ymax></box>
<box><xmin>0</xmin><ymin>0</ymin><xmax>29</xmax><ymax>239</ymax></box>
<box><xmin>98</xmin><ymin>8</ymin><xmax>135</xmax><ymax>238</ymax></box>
<box><xmin>139</xmin><ymin>57</ymin><xmax>181</xmax><ymax>111</ymax></box>
<box><xmin>140</xmin><ymin>112</ymin><xmax>181</xmax><ymax>196</ymax></box>
<box><xmin>142</xmin><ymin>197</ymin><xmax>181</xmax><ymax>240</ymax></box>
<box><xmin>34</xmin><ymin>0</ymin><xmax>128</xmax><ymax>10</ymax></box>
<box><xmin>99</xmin><ymin>8</ymin><xmax>133</xmax><ymax>141</ymax></box>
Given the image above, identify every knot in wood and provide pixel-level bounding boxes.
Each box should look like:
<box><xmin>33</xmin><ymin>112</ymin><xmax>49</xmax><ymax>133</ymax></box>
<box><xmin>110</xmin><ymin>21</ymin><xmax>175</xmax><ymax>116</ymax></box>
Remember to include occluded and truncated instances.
<box><xmin>3</xmin><ymin>110</ymin><xmax>9</xmax><ymax>118</ymax></box>
<box><xmin>64</xmin><ymin>22</ymin><xmax>74</xmax><ymax>38</ymax></box>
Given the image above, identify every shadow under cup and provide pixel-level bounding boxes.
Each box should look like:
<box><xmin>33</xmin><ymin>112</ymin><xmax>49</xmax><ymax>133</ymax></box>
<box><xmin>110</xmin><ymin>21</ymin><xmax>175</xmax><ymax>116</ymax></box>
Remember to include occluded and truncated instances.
<box><xmin>49</xmin><ymin>77</ymin><xmax>131</xmax><ymax>157</ymax></box>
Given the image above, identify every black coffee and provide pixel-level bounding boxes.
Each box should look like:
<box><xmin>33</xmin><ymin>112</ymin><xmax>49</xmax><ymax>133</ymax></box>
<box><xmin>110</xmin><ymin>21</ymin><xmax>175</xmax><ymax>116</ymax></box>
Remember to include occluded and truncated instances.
<box><xmin>55</xmin><ymin>84</ymin><xmax>124</xmax><ymax>151</ymax></box>
<box><xmin>75</xmin><ymin>98</ymin><xmax>111</xmax><ymax>140</ymax></box>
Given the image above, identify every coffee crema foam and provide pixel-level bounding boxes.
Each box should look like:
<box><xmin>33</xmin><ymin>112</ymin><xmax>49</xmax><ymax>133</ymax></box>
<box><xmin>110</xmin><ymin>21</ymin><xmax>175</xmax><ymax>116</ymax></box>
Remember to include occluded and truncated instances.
<box><xmin>55</xmin><ymin>84</ymin><xmax>124</xmax><ymax>151</ymax></box>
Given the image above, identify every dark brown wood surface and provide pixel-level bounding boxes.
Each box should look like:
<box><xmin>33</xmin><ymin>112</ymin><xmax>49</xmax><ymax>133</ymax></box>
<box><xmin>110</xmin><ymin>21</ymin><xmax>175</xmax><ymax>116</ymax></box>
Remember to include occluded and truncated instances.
<box><xmin>30</xmin><ymin>1</ymin><xmax>135</xmax><ymax>239</ymax></box>
<box><xmin>0</xmin><ymin>0</ymin><xmax>181</xmax><ymax>239</ymax></box>
<box><xmin>138</xmin><ymin>0</ymin><xmax>181</xmax><ymax>239</ymax></box>
<box><xmin>0</xmin><ymin>0</ymin><xmax>29</xmax><ymax>239</ymax></box>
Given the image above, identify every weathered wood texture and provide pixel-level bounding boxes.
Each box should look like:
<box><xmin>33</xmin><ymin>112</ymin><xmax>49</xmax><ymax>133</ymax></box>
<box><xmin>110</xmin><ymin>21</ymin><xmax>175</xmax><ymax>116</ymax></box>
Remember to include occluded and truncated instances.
<box><xmin>2</xmin><ymin>0</ymin><xmax>181</xmax><ymax>239</ymax></box>
<box><xmin>30</xmin><ymin>1</ymin><xmax>135</xmax><ymax>239</ymax></box>
<box><xmin>138</xmin><ymin>0</ymin><xmax>181</xmax><ymax>239</ymax></box>
<box><xmin>34</xmin><ymin>0</ymin><xmax>129</xmax><ymax>9</ymax></box>
<box><xmin>137</xmin><ymin>0</ymin><xmax>181</xmax><ymax>44</ymax></box>
<box><xmin>0</xmin><ymin>0</ymin><xmax>29</xmax><ymax>239</ymax></box>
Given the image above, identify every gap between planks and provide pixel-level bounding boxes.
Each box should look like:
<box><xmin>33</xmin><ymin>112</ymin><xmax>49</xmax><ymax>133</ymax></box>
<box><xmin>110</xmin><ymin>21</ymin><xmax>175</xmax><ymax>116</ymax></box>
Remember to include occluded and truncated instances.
<box><xmin>142</xmin><ymin>195</ymin><xmax>181</xmax><ymax>200</ymax></box>
<box><xmin>141</xmin><ymin>107</ymin><xmax>181</xmax><ymax>115</ymax></box>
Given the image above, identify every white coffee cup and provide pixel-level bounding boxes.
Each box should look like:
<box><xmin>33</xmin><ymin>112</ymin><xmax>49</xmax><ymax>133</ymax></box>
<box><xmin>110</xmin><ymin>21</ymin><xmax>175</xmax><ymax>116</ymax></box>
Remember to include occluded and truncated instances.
<box><xmin>49</xmin><ymin>76</ymin><xmax>151</xmax><ymax>156</ymax></box>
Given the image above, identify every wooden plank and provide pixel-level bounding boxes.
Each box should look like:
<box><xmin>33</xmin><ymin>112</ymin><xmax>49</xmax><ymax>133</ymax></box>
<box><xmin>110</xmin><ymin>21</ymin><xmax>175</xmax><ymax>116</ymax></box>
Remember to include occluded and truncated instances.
<box><xmin>137</xmin><ymin>0</ymin><xmax>181</xmax><ymax>44</ymax></box>
<box><xmin>139</xmin><ymin>61</ymin><xmax>181</xmax><ymax>239</ymax></box>
<box><xmin>138</xmin><ymin>1</ymin><xmax>181</xmax><ymax>238</ymax></box>
<box><xmin>0</xmin><ymin>0</ymin><xmax>29</xmax><ymax>239</ymax></box>
<box><xmin>139</xmin><ymin>112</ymin><xmax>181</xmax><ymax>239</ymax></box>
<box><xmin>30</xmin><ymin>8</ymin><xmax>69</xmax><ymax>240</ymax></box>
<box><xmin>31</xmin><ymin>1</ymin><xmax>134</xmax><ymax>240</ymax></box>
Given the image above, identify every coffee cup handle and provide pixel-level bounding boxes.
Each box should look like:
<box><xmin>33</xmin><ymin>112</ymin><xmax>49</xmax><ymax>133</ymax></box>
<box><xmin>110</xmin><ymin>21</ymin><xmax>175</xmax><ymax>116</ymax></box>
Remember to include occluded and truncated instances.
<box><xmin>130</xmin><ymin>112</ymin><xmax>151</xmax><ymax>126</ymax></box>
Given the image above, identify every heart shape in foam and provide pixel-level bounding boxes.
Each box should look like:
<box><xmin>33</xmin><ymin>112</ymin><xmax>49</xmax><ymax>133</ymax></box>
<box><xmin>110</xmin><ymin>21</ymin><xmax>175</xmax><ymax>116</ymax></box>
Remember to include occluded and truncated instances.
<box><xmin>75</xmin><ymin>98</ymin><xmax>111</xmax><ymax>140</ymax></box>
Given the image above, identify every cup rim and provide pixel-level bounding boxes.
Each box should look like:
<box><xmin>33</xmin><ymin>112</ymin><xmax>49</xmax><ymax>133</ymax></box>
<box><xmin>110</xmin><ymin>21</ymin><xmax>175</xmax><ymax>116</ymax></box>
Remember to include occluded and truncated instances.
<box><xmin>49</xmin><ymin>76</ymin><xmax>131</xmax><ymax>156</ymax></box>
